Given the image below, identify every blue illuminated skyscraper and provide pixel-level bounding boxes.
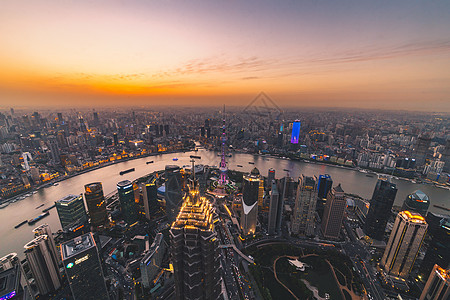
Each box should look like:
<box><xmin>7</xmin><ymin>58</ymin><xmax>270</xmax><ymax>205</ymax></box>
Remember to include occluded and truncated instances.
<box><xmin>290</xmin><ymin>121</ymin><xmax>301</xmax><ymax>144</ymax></box>
<box><xmin>117</xmin><ymin>180</ymin><xmax>139</xmax><ymax>225</ymax></box>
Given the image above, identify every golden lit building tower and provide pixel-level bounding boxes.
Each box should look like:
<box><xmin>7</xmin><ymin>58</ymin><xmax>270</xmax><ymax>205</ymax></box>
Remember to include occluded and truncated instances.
<box><xmin>291</xmin><ymin>175</ymin><xmax>317</xmax><ymax>237</ymax></box>
<box><xmin>241</xmin><ymin>168</ymin><xmax>262</xmax><ymax>235</ymax></box>
<box><xmin>420</xmin><ymin>264</ymin><xmax>450</xmax><ymax>300</ymax></box>
<box><xmin>381</xmin><ymin>211</ymin><xmax>428</xmax><ymax>278</ymax></box>
<box><xmin>84</xmin><ymin>182</ymin><xmax>108</xmax><ymax>229</ymax></box>
<box><xmin>169</xmin><ymin>179</ymin><xmax>221</xmax><ymax>300</ymax></box>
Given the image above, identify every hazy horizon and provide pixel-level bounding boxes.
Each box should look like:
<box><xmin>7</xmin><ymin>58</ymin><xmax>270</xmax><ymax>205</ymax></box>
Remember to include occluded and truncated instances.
<box><xmin>1</xmin><ymin>0</ymin><xmax>450</xmax><ymax>112</ymax></box>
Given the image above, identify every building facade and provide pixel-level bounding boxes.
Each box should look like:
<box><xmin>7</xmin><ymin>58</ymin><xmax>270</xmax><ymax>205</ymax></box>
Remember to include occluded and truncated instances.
<box><xmin>291</xmin><ymin>175</ymin><xmax>317</xmax><ymax>236</ymax></box>
<box><xmin>321</xmin><ymin>184</ymin><xmax>346</xmax><ymax>239</ymax></box>
<box><xmin>401</xmin><ymin>190</ymin><xmax>430</xmax><ymax>217</ymax></box>
<box><xmin>419</xmin><ymin>264</ymin><xmax>449</xmax><ymax>300</ymax></box>
<box><xmin>84</xmin><ymin>182</ymin><xmax>108</xmax><ymax>229</ymax></box>
<box><xmin>141</xmin><ymin>233</ymin><xmax>166</xmax><ymax>288</ymax></box>
<box><xmin>117</xmin><ymin>180</ymin><xmax>139</xmax><ymax>225</ymax></box>
<box><xmin>241</xmin><ymin>168</ymin><xmax>262</xmax><ymax>236</ymax></box>
<box><xmin>381</xmin><ymin>211</ymin><xmax>428</xmax><ymax>278</ymax></box>
<box><xmin>268</xmin><ymin>180</ymin><xmax>281</xmax><ymax>235</ymax></box>
<box><xmin>142</xmin><ymin>176</ymin><xmax>159</xmax><ymax>220</ymax></box>
<box><xmin>55</xmin><ymin>194</ymin><xmax>88</xmax><ymax>231</ymax></box>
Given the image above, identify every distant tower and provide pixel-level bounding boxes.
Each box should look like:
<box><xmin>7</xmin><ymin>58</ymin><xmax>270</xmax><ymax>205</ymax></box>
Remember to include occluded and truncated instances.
<box><xmin>442</xmin><ymin>139</ymin><xmax>450</xmax><ymax>173</ymax></box>
<box><xmin>218</xmin><ymin>105</ymin><xmax>229</xmax><ymax>186</ymax></box>
<box><xmin>292</xmin><ymin>175</ymin><xmax>317</xmax><ymax>237</ymax></box>
<box><xmin>117</xmin><ymin>180</ymin><xmax>139</xmax><ymax>225</ymax></box>
<box><xmin>24</xmin><ymin>235</ymin><xmax>61</xmax><ymax>295</ymax></box>
<box><xmin>419</xmin><ymin>264</ymin><xmax>450</xmax><ymax>300</ymax></box>
<box><xmin>402</xmin><ymin>190</ymin><xmax>430</xmax><ymax>217</ymax></box>
<box><xmin>364</xmin><ymin>178</ymin><xmax>398</xmax><ymax>241</ymax></box>
<box><xmin>267</xmin><ymin>168</ymin><xmax>275</xmax><ymax>187</ymax></box>
<box><xmin>241</xmin><ymin>168</ymin><xmax>262</xmax><ymax>236</ymax></box>
<box><xmin>321</xmin><ymin>184</ymin><xmax>346</xmax><ymax>239</ymax></box>
<box><xmin>55</xmin><ymin>194</ymin><xmax>88</xmax><ymax>231</ymax></box>
<box><xmin>61</xmin><ymin>233</ymin><xmax>109</xmax><ymax>300</ymax></box>
<box><xmin>170</xmin><ymin>179</ymin><xmax>222</xmax><ymax>300</ymax></box>
<box><xmin>268</xmin><ymin>180</ymin><xmax>281</xmax><ymax>235</ymax></box>
<box><xmin>414</xmin><ymin>134</ymin><xmax>431</xmax><ymax>167</ymax></box>
<box><xmin>84</xmin><ymin>182</ymin><xmax>108</xmax><ymax>229</ymax></box>
<box><xmin>142</xmin><ymin>176</ymin><xmax>159</xmax><ymax>220</ymax></box>
<box><xmin>381</xmin><ymin>211</ymin><xmax>427</xmax><ymax>278</ymax></box>
<box><xmin>47</xmin><ymin>136</ymin><xmax>60</xmax><ymax>164</ymax></box>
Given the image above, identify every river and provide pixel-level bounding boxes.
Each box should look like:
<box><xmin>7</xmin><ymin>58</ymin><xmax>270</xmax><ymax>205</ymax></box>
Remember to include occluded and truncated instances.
<box><xmin>0</xmin><ymin>149</ymin><xmax>448</xmax><ymax>258</ymax></box>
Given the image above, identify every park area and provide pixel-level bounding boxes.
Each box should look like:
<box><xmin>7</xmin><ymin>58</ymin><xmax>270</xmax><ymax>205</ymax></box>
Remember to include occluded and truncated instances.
<box><xmin>246</xmin><ymin>243</ymin><xmax>365</xmax><ymax>300</ymax></box>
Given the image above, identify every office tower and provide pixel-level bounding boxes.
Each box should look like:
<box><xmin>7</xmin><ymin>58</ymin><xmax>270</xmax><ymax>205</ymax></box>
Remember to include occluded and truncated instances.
<box><xmin>381</xmin><ymin>211</ymin><xmax>427</xmax><ymax>278</ymax></box>
<box><xmin>364</xmin><ymin>178</ymin><xmax>398</xmax><ymax>241</ymax></box>
<box><xmin>268</xmin><ymin>180</ymin><xmax>281</xmax><ymax>235</ymax></box>
<box><xmin>93</xmin><ymin>111</ymin><xmax>99</xmax><ymax>126</ymax></box>
<box><xmin>56</xmin><ymin>194</ymin><xmax>88</xmax><ymax>231</ymax></box>
<box><xmin>141</xmin><ymin>233</ymin><xmax>166</xmax><ymax>288</ymax></box>
<box><xmin>78</xmin><ymin>116</ymin><xmax>87</xmax><ymax>132</ymax></box>
<box><xmin>419</xmin><ymin>264</ymin><xmax>449</xmax><ymax>300</ymax></box>
<box><xmin>241</xmin><ymin>168</ymin><xmax>261</xmax><ymax>236</ymax></box>
<box><xmin>267</xmin><ymin>168</ymin><xmax>275</xmax><ymax>187</ymax></box>
<box><xmin>61</xmin><ymin>233</ymin><xmax>109</xmax><ymax>300</ymax></box>
<box><xmin>113</xmin><ymin>133</ymin><xmax>118</xmax><ymax>146</ymax></box>
<box><xmin>117</xmin><ymin>180</ymin><xmax>139</xmax><ymax>225</ymax></box>
<box><xmin>290</xmin><ymin>121</ymin><xmax>301</xmax><ymax>144</ymax></box>
<box><xmin>442</xmin><ymin>139</ymin><xmax>450</xmax><ymax>173</ymax></box>
<box><xmin>165</xmin><ymin>165</ymin><xmax>183</xmax><ymax>222</ymax></box>
<box><xmin>32</xmin><ymin>224</ymin><xmax>59</xmax><ymax>264</ymax></box>
<box><xmin>419</xmin><ymin>217</ymin><xmax>450</xmax><ymax>281</ymax></box>
<box><xmin>321</xmin><ymin>184</ymin><xmax>346</xmax><ymax>239</ymax></box>
<box><xmin>84</xmin><ymin>182</ymin><xmax>108</xmax><ymax>229</ymax></box>
<box><xmin>24</xmin><ymin>235</ymin><xmax>61</xmax><ymax>295</ymax></box>
<box><xmin>170</xmin><ymin>179</ymin><xmax>221</xmax><ymax>300</ymax></box>
<box><xmin>317</xmin><ymin>174</ymin><xmax>333</xmax><ymax>199</ymax></box>
<box><xmin>0</xmin><ymin>264</ymin><xmax>21</xmax><ymax>300</ymax></box>
<box><xmin>292</xmin><ymin>175</ymin><xmax>317</xmax><ymax>237</ymax></box>
<box><xmin>402</xmin><ymin>190</ymin><xmax>430</xmax><ymax>217</ymax></box>
<box><xmin>142</xmin><ymin>176</ymin><xmax>158</xmax><ymax>220</ymax></box>
<box><xmin>415</xmin><ymin>134</ymin><xmax>431</xmax><ymax>167</ymax></box>
<box><xmin>47</xmin><ymin>135</ymin><xmax>60</xmax><ymax>164</ymax></box>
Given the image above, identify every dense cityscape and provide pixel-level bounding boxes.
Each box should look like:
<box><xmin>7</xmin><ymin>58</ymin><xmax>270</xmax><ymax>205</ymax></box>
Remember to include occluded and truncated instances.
<box><xmin>0</xmin><ymin>106</ymin><xmax>448</xmax><ymax>300</ymax></box>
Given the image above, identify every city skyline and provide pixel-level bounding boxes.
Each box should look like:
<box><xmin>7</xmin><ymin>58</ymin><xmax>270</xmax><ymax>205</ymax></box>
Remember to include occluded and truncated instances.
<box><xmin>1</xmin><ymin>0</ymin><xmax>450</xmax><ymax>111</ymax></box>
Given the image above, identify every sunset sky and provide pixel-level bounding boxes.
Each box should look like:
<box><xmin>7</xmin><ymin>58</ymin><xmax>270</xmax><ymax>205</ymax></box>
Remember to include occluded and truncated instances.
<box><xmin>1</xmin><ymin>0</ymin><xmax>450</xmax><ymax>111</ymax></box>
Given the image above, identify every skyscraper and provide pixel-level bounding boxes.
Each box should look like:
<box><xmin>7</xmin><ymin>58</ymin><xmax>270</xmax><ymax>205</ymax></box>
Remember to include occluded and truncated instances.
<box><xmin>55</xmin><ymin>194</ymin><xmax>88</xmax><ymax>231</ymax></box>
<box><xmin>317</xmin><ymin>174</ymin><xmax>333</xmax><ymax>199</ymax></box>
<box><xmin>32</xmin><ymin>224</ymin><xmax>59</xmax><ymax>264</ymax></box>
<box><xmin>24</xmin><ymin>235</ymin><xmax>61</xmax><ymax>295</ymax></box>
<box><xmin>267</xmin><ymin>168</ymin><xmax>275</xmax><ymax>188</ymax></box>
<box><xmin>292</xmin><ymin>175</ymin><xmax>317</xmax><ymax>237</ymax></box>
<box><xmin>241</xmin><ymin>168</ymin><xmax>261</xmax><ymax>236</ymax></box>
<box><xmin>268</xmin><ymin>180</ymin><xmax>281</xmax><ymax>235</ymax></box>
<box><xmin>170</xmin><ymin>179</ymin><xmax>222</xmax><ymax>300</ymax></box>
<box><xmin>321</xmin><ymin>184</ymin><xmax>346</xmax><ymax>239</ymax></box>
<box><xmin>84</xmin><ymin>182</ymin><xmax>108</xmax><ymax>229</ymax></box>
<box><xmin>117</xmin><ymin>180</ymin><xmax>139</xmax><ymax>225</ymax></box>
<box><xmin>47</xmin><ymin>135</ymin><xmax>60</xmax><ymax>164</ymax></box>
<box><xmin>414</xmin><ymin>134</ymin><xmax>431</xmax><ymax>167</ymax></box>
<box><xmin>401</xmin><ymin>190</ymin><xmax>430</xmax><ymax>217</ymax></box>
<box><xmin>61</xmin><ymin>233</ymin><xmax>109</xmax><ymax>300</ymax></box>
<box><xmin>141</xmin><ymin>233</ymin><xmax>166</xmax><ymax>288</ymax></box>
<box><xmin>142</xmin><ymin>176</ymin><xmax>159</xmax><ymax>220</ymax></box>
<box><xmin>419</xmin><ymin>264</ymin><xmax>449</xmax><ymax>300</ymax></box>
<box><xmin>165</xmin><ymin>165</ymin><xmax>183</xmax><ymax>222</ymax></box>
<box><xmin>364</xmin><ymin>178</ymin><xmax>398</xmax><ymax>241</ymax></box>
<box><xmin>381</xmin><ymin>211</ymin><xmax>427</xmax><ymax>278</ymax></box>
<box><xmin>442</xmin><ymin>139</ymin><xmax>450</xmax><ymax>173</ymax></box>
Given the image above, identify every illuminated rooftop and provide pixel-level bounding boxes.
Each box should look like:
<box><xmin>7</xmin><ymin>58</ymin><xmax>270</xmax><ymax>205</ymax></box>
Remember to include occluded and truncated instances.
<box><xmin>435</xmin><ymin>265</ymin><xmax>450</xmax><ymax>282</ymax></box>
<box><xmin>400</xmin><ymin>210</ymin><xmax>427</xmax><ymax>223</ymax></box>
<box><xmin>61</xmin><ymin>232</ymin><xmax>96</xmax><ymax>260</ymax></box>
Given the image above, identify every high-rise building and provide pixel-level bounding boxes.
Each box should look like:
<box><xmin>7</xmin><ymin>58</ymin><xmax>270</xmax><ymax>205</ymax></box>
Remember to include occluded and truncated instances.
<box><xmin>268</xmin><ymin>180</ymin><xmax>281</xmax><ymax>235</ymax></box>
<box><xmin>61</xmin><ymin>233</ymin><xmax>109</xmax><ymax>300</ymax></box>
<box><xmin>117</xmin><ymin>180</ymin><xmax>139</xmax><ymax>225</ymax></box>
<box><xmin>402</xmin><ymin>190</ymin><xmax>430</xmax><ymax>217</ymax></box>
<box><xmin>84</xmin><ymin>182</ymin><xmax>108</xmax><ymax>229</ymax></box>
<box><xmin>165</xmin><ymin>165</ymin><xmax>183</xmax><ymax>222</ymax></box>
<box><xmin>419</xmin><ymin>264</ymin><xmax>449</xmax><ymax>300</ymax></box>
<box><xmin>32</xmin><ymin>224</ymin><xmax>59</xmax><ymax>264</ymax></box>
<box><xmin>141</xmin><ymin>233</ymin><xmax>166</xmax><ymax>288</ymax></box>
<box><xmin>321</xmin><ymin>184</ymin><xmax>346</xmax><ymax>239</ymax></box>
<box><xmin>317</xmin><ymin>174</ymin><xmax>333</xmax><ymax>218</ymax></box>
<box><xmin>55</xmin><ymin>194</ymin><xmax>88</xmax><ymax>231</ymax></box>
<box><xmin>419</xmin><ymin>217</ymin><xmax>450</xmax><ymax>281</ymax></box>
<box><xmin>170</xmin><ymin>179</ymin><xmax>222</xmax><ymax>300</ymax></box>
<box><xmin>364</xmin><ymin>178</ymin><xmax>398</xmax><ymax>241</ymax></box>
<box><xmin>24</xmin><ymin>235</ymin><xmax>61</xmax><ymax>295</ymax></box>
<box><xmin>381</xmin><ymin>211</ymin><xmax>427</xmax><ymax>278</ymax></box>
<box><xmin>442</xmin><ymin>139</ymin><xmax>450</xmax><ymax>173</ymax></box>
<box><xmin>414</xmin><ymin>134</ymin><xmax>432</xmax><ymax>167</ymax></box>
<box><xmin>142</xmin><ymin>176</ymin><xmax>159</xmax><ymax>220</ymax></box>
<box><xmin>292</xmin><ymin>175</ymin><xmax>317</xmax><ymax>237</ymax></box>
<box><xmin>267</xmin><ymin>168</ymin><xmax>275</xmax><ymax>187</ymax></box>
<box><xmin>47</xmin><ymin>135</ymin><xmax>60</xmax><ymax>164</ymax></box>
<box><xmin>241</xmin><ymin>168</ymin><xmax>261</xmax><ymax>236</ymax></box>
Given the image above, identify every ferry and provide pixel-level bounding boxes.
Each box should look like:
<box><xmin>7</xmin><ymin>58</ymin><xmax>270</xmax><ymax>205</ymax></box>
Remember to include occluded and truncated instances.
<box><xmin>42</xmin><ymin>204</ymin><xmax>56</xmax><ymax>212</ymax></box>
<box><xmin>283</xmin><ymin>169</ymin><xmax>289</xmax><ymax>172</ymax></box>
<box><xmin>146</xmin><ymin>161</ymin><xmax>154</xmax><ymax>164</ymax></box>
<box><xmin>0</xmin><ymin>202</ymin><xmax>9</xmax><ymax>209</ymax></box>
<box><xmin>53</xmin><ymin>183</ymin><xmax>59</xmax><ymax>186</ymax></box>
<box><xmin>28</xmin><ymin>211</ymin><xmax>50</xmax><ymax>225</ymax></box>
<box><xmin>248</xmin><ymin>162</ymin><xmax>255</xmax><ymax>164</ymax></box>
<box><xmin>173</xmin><ymin>158</ymin><xmax>178</xmax><ymax>161</ymax></box>
<box><xmin>237</xmin><ymin>165</ymin><xmax>243</xmax><ymax>167</ymax></box>
<box><xmin>14</xmin><ymin>220</ymin><xmax>28</xmax><ymax>229</ymax></box>
<box><xmin>119</xmin><ymin>168</ymin><xmax>135</xmax><ymax>175</ymax></box>
<box><xmin>35</xmin><ymin>204</ymin><xmax>45</xmax><ymax>209</ymax></box>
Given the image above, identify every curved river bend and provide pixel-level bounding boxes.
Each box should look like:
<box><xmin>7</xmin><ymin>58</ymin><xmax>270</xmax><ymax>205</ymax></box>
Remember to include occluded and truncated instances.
<box><xmin>1</xmin><ymin>150</ymin><xmax>448</xmax><ymax>257</ymax></box>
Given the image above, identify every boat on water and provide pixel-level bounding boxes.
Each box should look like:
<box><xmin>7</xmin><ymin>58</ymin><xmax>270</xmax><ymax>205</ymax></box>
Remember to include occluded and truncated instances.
<box><xmin>28</xmin><ymin>211</ymin><xmax>50</xmax><ymax>225</ymax></box>
<box><xmin>0</xmin><ymin>202</ymin><xmax>9</xmax><ymax>209</ymax></box>
<box><xmin>119</xmin><ymin>168</ymin><xmax>135</xmax><ymax>175</ymax></box>
<box><xmin>173</xmin><ymin>158</ymin><xmax>178</xmax><ymax>161</ymax></box>
<box><xmin>32</xmin><ymin>191</ymin><xmax>37</xmax><ymax>194</ymax></box>
<box><xmin>283</xmin><ymin>169</ymin><xmax>290</xmax><ymax>172</ymax></box>
<box><xmin>248</xmin><ymin>162</ymin><xmax>255</xmax><ymax>164</ymax></box>
<box><xmin>14</xmin><ymin>220</ymin><xmax>27</xmax><ymax>229</ymax></box>
<box><xmin>433</xmin><ymin>205</ymin><xmax>449</xmax><ymax>212</ymax></box>
<box><xmin>35</xmin><ymin>204</ymin><xmax>45</xmax><ymax>209</ymax></box>
<box><xmin>42</xmin><ymin>204</ymin><xmax>56</xmax><ymax>212</ymax></box>
<box><xmin>53</xmin><ymin>183</ymin><xmax>59</xmax><ymax>186</ymax></box>
<box><xmin>146</xmin><ymin>161</ymin><xmax>154</xmax><ymax>164</ymax></box>
<box><xmin>237</xmin><ymin>165</ymin><xmax>243</xmax><ymax>167</ymax></box>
